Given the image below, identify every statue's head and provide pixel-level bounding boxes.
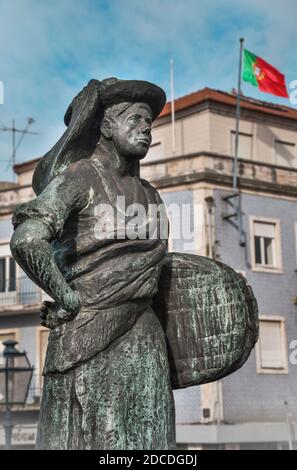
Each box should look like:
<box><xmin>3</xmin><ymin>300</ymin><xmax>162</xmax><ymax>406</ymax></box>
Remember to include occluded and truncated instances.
<box><xmin>100</xmin><ymin>101</ymin><xmax>153</xmax><ymax>160</ymax></box>
<box><xmin>97</xmin><ymin>78</ymin><xmax>166</xmax><ymax>160</ymax></box>
<box><xmin>33</xmin><ymin>78</ymin><xmax>166</xmax><ymax>194</ymax></box>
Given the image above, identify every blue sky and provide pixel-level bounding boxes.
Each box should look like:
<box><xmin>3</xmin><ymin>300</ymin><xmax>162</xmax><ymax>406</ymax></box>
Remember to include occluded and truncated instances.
<box><xmin>0</xmin><ymin>0</ymin><xmax>296</xmax><ymax>181</ymax></box>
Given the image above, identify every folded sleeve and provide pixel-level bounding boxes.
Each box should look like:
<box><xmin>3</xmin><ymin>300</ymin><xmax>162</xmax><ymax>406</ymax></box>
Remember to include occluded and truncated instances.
<box><xmin>12</xmin><ymin>162</ymin><xmax>89</xmax><ymax>240</ymax></box>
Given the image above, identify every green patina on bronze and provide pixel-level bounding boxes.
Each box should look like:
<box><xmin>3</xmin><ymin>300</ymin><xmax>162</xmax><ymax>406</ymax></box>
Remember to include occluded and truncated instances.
<box><xmin>10</xmin><ymin>78</ymin><xmax>258</xmax><ymax>450</ymax></box>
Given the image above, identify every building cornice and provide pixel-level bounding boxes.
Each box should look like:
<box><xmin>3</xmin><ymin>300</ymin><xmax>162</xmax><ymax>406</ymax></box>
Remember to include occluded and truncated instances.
<box><xmin>141</xmin><ymin>152</ymin><xmax>297</xmax><ymax>198</ymax></box>
<box><xmin>154</xmin><ymin>99</ymin><xmax>297</xmax><ymax>131</ymax></box>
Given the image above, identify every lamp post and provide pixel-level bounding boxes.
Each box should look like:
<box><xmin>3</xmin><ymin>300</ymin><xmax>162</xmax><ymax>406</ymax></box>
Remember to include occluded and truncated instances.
<box><xmin>0</xmin><ymin>339</ymin><xmax>34</xmax><ymax>449</ymax></box>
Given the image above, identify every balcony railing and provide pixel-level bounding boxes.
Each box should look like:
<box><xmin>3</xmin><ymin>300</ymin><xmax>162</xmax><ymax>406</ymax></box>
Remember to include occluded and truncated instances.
<box><xmin>0</xmin><ymin>276</ymin><xmax>42</xmax><ymax>307</ymax></box>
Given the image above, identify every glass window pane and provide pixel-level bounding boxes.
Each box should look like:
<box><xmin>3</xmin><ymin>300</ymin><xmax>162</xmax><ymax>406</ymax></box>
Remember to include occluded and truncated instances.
<box><xmin>0</xmin><ymin>258</ymin><xmax>6</xmax><ymax>292</ymax></box>
<box><xmin>254</xmin><ymin>236</ymin><xmax>262</xmax><ymax>264</ymax></box>
<box><xmin>9</xmin><ymin>258</ymin><xmax>16</xmax><ymax>291</ymax></box>
<box><xmin>264</xmin><ymin>238</ymin><xmax>274</xmax><ymax>266</ymax></box>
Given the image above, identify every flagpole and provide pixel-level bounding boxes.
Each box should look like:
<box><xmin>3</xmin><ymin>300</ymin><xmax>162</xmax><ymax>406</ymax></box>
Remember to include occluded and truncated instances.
<box><xmin>170</xmin><ymin>58</ymin><xmax>176</xmax><ymax>154</ymax></box>
<box><xmin>233</xmin><ymin>38</ymin><xmax>244</xmax><ymax>190</ymax></box>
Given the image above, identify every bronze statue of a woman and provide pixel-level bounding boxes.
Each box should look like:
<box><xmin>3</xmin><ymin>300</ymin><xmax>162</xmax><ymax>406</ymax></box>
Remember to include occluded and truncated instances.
<box><xmin>10</xmin><ymin>78</ymin><xmax>258</xmax><ymax>450</ymax></box>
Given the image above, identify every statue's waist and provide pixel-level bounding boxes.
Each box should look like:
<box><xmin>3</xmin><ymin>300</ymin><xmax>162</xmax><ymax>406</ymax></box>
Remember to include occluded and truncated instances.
<box><xmin>43</xmin><ymin>299</ymin><xmax>151</xmax><ymax>375</ymax></box>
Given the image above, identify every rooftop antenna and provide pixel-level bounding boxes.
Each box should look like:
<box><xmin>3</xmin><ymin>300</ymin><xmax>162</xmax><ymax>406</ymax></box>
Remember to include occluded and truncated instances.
<box><xmin>0</xmin><ymin>118</ymin><xmax>38</xmax><ymax>182</ymax></box>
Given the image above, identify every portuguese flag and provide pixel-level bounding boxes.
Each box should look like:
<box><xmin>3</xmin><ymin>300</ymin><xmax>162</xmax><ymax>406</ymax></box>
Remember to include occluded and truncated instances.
<box><xmin>243</xmin><ymin>49</ymin><xmax>288</xmax><ymax>98</ymax></box>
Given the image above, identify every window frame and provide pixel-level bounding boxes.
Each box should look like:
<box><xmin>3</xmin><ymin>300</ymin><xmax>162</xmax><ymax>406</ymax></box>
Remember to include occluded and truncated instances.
<box><xmin>249</xmin><ymin>216</ymin><xmax>282</xmax><ymax>273</ymax></box>
<box><xmin>256</xmin><ymin>315</ymin><xmax>288</xmax><ymax>374</ymax></box>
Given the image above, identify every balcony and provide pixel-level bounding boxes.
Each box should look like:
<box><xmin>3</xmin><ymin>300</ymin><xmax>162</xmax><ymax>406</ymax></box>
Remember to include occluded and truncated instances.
<box><xmin>141</xmin><ymin>151</ymin><xmax>297</xmax><ymax>197</ymax></box>
<box><xmin>0</xmin><ymin>276</ymin><xmax>42</xmax><ymax>313</ymax></box>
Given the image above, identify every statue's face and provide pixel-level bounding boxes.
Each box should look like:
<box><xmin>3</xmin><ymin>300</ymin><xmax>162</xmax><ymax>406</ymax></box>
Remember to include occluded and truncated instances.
<box><xmin>110</xmin><ymin>102</ymin><xmax>153</xmax><ymax>159</ymax></box>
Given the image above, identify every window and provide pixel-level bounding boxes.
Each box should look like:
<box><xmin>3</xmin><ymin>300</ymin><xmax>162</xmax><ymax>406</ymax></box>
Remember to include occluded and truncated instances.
<box><xmin>0</xmin><ymin>329</ymin><xmax>18</xmax><ymax>366</ymax></box>
<box><xmin>250</xmin><ymin>217</ymin><xmax>282</xmax><ymax>272</ymax></box>
<box><xmin>0</xmin><ymin>256</ymin><xmax>16</xmax><ymax>292</ymax></box>
<box><xmin>146</xmin><ymin>141</ymin><xmax>163</xmax><ymax>161</ymax></box>
<box><xmin>256</xmin><ymin>317</ymin><xmax>288</xmax><ymax>373</ymax></box>
<box><xmin>231</xmin><ymin>131</ymin><xmax>253</xmax><ymax>160</ymax></box>
<box><xmin>274</xmin><ymin>140</ymin><xmax>296</xmax><ymax>168</ymax></box>
<box><xmin>254</xmin><ymin>222</ymin><xmax>274</xmax><ymax>266</ymax></box>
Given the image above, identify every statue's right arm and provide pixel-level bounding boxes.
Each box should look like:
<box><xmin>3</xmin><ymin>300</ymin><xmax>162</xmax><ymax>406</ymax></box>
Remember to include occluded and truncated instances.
<box><xmin>10</xmin><ymin>218</ymin><xmax>80</xmax><ymax>314</ymax></box>
<box><xmin>10</xmin><ymin>161</ymin><xmax>92</xmax><ymax>320</ymax></box>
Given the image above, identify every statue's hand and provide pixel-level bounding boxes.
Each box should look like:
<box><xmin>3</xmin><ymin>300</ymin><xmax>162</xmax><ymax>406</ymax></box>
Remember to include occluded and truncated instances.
<box><xmin>40</xmin><ymin>291</ymin><xmax>81</xmax><ymax>329</ymax></box>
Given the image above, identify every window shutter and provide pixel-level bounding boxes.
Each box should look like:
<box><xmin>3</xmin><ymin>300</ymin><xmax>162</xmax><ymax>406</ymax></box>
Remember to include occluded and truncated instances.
<box><xmin>146</xmin><ymin>141</ymin><xmax>163</xmax><ymax>161</ymax></box>
<box><xmin>231</xmin><ymin>132</ymin><xmax>252</xmax><ymax>160</ymax></box>
<box><xmin>259</xmin><ymin>321</ymin><xmax>283</xmax><ymax>368</ymax></box>
<box><xmin>254</xmin><ymin>221</ymin><xmax>275</xmax><ymax>238</ymax></box>
<box><xmin>275</xmin><ymin>141</ymin><xmax>296</xmax><ymax>168</ymax></box>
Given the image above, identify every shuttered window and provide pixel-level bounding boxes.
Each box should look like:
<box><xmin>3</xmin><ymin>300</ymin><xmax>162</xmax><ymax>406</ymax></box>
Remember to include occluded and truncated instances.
<box><xmin>231</xmin><ymin>132</ymin><xmax>252</xmax><ymax>160</ymax></box>
<box><xmin>254</xmin><ymin>221</ymin><xmax>276</xmax><ymax>266</ymax></box>
<box><xmin>257</xmin><ymin>319</ymin><xmax>287</xmax><ymax>372</ymax></box>
<box><xmin>251</xmin><ymin>219</ymin><xmax>282</xmax><ymax>270</ymax></box>
<box><xmin>146</xmin><ymin>141</ymin><xmax>163</xmax><ymax>161</ymax></box>
<box><xmin>275</xmin><ymin>140</ymin><xmax>296</xmax><ymax>168</ymax></box>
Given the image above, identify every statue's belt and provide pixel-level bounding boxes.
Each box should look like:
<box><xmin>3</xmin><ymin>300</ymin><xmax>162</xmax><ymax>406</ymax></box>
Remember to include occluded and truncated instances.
<box><xmin>44</xmin><ymin>300</ymin><xmax>149</xmax><ymax>375</ymax></box>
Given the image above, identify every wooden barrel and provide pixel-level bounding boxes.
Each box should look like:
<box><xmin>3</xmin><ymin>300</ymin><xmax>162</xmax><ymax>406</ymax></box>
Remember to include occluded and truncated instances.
<box><xmin>154</xmin><ymin>253</ymin><xmax>259</xmax><ymax>390</ymax></box>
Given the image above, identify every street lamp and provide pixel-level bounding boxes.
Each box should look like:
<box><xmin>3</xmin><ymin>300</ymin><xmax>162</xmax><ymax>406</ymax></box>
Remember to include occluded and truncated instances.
<box><xmin>0</xmin><ymin>339</ymin><xmax>34</xmax><ymax>449</ymax></box>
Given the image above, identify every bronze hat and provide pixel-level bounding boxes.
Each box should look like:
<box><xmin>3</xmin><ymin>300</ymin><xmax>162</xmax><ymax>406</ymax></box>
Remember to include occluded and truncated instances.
<box><xmin>64</xmin><ymin>78</ymin><xmax>166</xmax><ymax>126</ymax></box>
<box><xmin>100</xmin><ymin>77</ymin><xmax>167</xmax><ymax>120</ymax></box>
